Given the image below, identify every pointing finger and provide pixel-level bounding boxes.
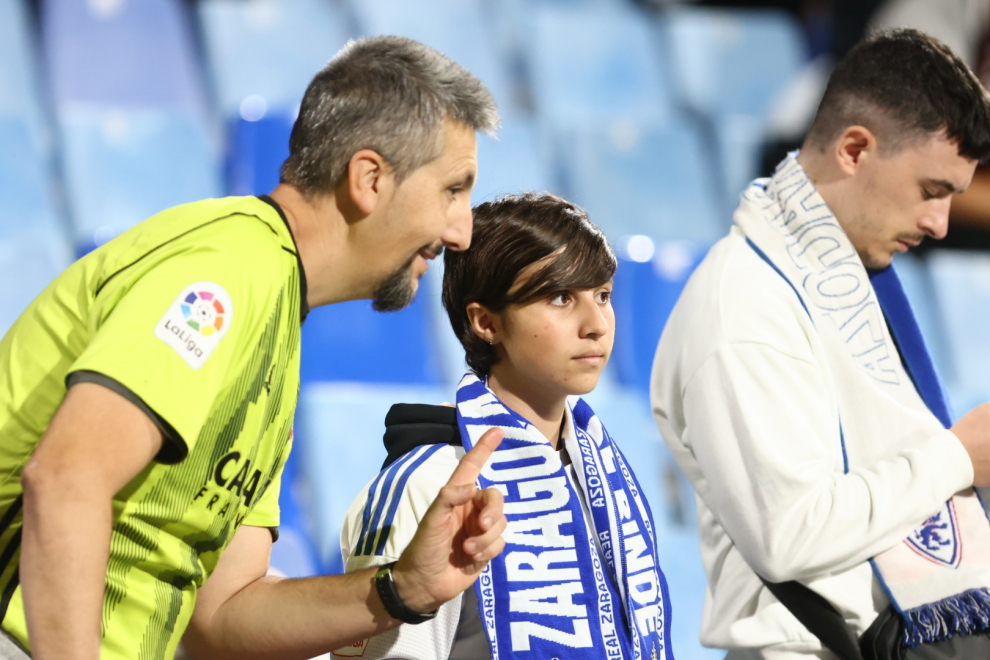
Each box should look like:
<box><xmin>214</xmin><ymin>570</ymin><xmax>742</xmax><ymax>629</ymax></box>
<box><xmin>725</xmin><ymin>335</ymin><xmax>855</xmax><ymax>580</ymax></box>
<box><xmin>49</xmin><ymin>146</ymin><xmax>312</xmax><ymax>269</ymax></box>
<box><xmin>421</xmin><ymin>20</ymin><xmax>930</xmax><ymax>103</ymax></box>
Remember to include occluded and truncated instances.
<box><xmin>447</xmin><ymin>427</ymin><xmax>503</xmax><ymax>487</ymax></box>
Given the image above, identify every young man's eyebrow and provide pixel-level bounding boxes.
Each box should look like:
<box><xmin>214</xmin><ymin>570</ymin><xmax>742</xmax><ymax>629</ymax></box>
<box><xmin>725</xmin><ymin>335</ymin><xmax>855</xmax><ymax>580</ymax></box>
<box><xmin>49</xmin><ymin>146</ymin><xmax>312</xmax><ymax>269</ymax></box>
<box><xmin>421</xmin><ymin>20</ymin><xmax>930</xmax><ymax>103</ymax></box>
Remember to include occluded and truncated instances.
<box><xmin>923</xmin><ymin>178</ymin><xmax>959</xmax><ymax>193</ymax></box>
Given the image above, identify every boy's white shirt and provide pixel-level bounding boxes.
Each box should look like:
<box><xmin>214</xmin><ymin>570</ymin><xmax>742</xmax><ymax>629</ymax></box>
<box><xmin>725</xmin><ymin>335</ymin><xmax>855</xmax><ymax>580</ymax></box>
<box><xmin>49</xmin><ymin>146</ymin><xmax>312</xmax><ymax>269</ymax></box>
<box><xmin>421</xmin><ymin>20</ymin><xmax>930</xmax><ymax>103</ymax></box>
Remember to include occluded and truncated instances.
<box><xmin>336</xmin><ymin>407</ymin><xmax>601</xmax><ymax>660</ymax></box>
<box><xmin>650</xmin><ymin>226</ymin><xmax>973</xmax><ymax>659</ymax></box>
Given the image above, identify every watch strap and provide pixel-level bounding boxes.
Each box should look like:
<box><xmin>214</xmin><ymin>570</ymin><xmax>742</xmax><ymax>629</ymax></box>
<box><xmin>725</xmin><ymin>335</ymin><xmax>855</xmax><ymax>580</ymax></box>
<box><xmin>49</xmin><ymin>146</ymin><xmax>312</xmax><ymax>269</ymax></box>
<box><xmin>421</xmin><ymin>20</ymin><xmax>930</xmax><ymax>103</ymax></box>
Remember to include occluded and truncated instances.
<box><xmin>373</xmin><ymin>562</ymin><xmax>438</xmax><ymax>625</ymax></box>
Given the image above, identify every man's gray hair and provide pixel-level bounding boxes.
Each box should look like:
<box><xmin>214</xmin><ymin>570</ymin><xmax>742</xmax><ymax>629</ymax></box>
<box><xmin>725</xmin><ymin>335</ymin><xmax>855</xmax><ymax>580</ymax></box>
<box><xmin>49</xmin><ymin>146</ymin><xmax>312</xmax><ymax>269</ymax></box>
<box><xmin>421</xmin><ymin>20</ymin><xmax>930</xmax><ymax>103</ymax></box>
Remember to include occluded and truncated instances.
<box><xmin>281</xmin><ymin>35</ymin><xmax>500</xmax><ymax>195</ymax></box>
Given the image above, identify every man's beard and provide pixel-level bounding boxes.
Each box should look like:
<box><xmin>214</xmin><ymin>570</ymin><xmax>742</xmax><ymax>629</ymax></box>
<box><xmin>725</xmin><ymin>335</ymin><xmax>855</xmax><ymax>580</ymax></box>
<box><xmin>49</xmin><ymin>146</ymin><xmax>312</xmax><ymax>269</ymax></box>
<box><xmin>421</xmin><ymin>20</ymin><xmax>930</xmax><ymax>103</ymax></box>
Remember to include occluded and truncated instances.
<box><xmin>372</xmin><ymin>244</ymin><xmax>443</xmax><ymax>312</ymax></box>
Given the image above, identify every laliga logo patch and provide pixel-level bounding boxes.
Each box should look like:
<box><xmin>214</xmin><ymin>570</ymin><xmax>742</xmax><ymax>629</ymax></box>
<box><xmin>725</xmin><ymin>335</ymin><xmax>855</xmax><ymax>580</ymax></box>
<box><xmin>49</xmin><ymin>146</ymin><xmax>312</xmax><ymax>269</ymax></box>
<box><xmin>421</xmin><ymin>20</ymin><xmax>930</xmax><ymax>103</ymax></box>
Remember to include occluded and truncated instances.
<box><xmin>905</xmin><ymin>500</ymin><xmax>962</xmax><ymax>569</ymax></box>
<box><xmin>154</xmin><ymin>281</ymin><xmax>233</xmax><ymax>370</ymax></box>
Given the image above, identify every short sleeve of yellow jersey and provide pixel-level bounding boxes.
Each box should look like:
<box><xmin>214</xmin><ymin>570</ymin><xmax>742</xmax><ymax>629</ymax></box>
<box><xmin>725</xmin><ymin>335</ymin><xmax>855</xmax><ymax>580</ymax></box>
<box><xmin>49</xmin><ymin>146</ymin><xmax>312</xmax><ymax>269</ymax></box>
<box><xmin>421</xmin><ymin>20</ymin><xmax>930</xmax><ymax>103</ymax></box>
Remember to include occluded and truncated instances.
<box><xmin>68</xmin><ymin>217</ymin><xmax>289</xmax><ymax>464</ymax></box>
<box><xmin>243</xmin><ymin>447</ymin><xmax>288</xmax><ymax>530</ymax></box>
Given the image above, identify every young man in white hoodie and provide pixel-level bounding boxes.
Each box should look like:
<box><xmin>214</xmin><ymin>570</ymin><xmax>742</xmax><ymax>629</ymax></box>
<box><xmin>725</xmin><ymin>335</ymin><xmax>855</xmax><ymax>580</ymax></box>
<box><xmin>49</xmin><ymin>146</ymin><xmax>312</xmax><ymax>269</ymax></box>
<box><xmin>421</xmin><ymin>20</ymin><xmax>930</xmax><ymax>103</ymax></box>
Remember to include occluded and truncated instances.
<box><xmin>652</xmin><ymin>29</ymin><xmax>990</xmax><ymax>659</ymax></box>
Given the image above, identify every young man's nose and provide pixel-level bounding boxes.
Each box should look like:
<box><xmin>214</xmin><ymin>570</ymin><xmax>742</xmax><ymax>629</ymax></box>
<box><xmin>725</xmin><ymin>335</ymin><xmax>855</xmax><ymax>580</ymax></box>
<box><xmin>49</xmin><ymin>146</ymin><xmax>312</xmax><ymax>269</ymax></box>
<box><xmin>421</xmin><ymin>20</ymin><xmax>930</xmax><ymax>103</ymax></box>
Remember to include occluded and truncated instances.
<box><xmin>919</xmin><ymin>199</ymin><xmax>950</xmax><ymax>239</ymax></box>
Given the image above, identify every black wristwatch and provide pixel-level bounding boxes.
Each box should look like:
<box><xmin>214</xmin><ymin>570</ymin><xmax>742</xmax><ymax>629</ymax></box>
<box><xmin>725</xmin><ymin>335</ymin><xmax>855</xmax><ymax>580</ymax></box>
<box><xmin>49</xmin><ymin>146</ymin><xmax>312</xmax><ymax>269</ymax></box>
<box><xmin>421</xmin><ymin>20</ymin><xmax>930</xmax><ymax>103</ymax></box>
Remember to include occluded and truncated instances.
<box><xmin>373</xmin><ymin>562</ymin><xmax>438</xmax><ymax>625</ymax></box>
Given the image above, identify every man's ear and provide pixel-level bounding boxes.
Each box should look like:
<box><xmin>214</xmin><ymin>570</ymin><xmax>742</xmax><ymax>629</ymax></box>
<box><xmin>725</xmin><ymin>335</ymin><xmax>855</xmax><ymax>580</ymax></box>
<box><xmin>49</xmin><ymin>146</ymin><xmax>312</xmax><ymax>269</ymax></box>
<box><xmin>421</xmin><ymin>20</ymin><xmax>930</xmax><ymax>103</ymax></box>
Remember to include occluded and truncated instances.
<box><xmin>835</xmin><ymin>125</ymin><xmax>876</xmax><ymax>175</ymax></box>
<box><xmin>466</xmin><ymin>302</ymin><xmax>500</xmax><ymax>345</ymax></box>
<box><xmin>345</xmin><ymin>149</ymin><xmax>392</xmax><ymax>216</ymax></box>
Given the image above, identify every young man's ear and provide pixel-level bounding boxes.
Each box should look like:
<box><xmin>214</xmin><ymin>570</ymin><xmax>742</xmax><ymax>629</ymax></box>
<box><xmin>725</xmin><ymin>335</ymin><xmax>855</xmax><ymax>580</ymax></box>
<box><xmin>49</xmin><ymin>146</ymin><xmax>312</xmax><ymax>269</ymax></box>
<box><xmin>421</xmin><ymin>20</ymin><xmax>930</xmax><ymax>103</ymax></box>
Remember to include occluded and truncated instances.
<box><xmin>343</xmin><ymin>149</ymin><xmax>393</xmax><ymax>216</ymax></box>
<box><xmin>835</xmin><ymin>125</ymin><xmax>877</xmax><ymax>175</ymax></box>
<box><xmin>466</xmin><ymin>302</ymin><xmax>499</xmax><ymax>345</ymax></box>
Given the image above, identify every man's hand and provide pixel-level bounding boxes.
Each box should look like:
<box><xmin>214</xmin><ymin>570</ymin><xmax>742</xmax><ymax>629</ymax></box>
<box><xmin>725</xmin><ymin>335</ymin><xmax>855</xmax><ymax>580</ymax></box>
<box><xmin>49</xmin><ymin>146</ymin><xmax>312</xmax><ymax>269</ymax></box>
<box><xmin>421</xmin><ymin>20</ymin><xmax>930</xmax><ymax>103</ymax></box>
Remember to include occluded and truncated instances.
<box><xmin>951</xmin><ymin>403</ymin><xmax>990</xmax><ymax>486</ymax></box>
<box><xmin>391</xmin><ymin>427</ymin><xmax>506</xmax><ymax>614</ymax></box>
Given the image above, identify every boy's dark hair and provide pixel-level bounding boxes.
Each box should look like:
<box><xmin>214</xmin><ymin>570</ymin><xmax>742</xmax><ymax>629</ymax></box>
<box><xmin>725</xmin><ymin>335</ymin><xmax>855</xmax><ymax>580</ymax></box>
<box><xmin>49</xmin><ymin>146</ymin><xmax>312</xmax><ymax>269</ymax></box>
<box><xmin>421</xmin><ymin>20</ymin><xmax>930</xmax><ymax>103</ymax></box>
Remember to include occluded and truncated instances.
<box><xmin>804</xmin><ymin>28</ymin><xmax>990</xmax><ymax>161</ymax></box>
<box><xmin>442</xmin><ymin>193</ymin><xmax>616</xmax><ymax>376</ymax></box>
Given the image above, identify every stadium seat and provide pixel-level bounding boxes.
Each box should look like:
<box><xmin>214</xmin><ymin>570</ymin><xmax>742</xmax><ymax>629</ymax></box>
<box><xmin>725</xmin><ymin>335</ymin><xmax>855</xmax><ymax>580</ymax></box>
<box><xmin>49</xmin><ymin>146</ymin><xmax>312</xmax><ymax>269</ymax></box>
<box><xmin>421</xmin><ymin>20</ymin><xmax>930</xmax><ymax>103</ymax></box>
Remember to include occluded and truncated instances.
<box><xmin>300</xmin><ymin>292</ymin><xmax>446</xmax><ymax>386</ymax></box>
<box><xmin>558</xmin><ymin>120</ymin><xmax>725</xmax><ymax>243</ymax></box>
<box><xmin>473</xmin><ymin>118</ymin><xmax>555</xmax><ymax>204</ymax></box>
<box><xmin>0</xmin><ymin>0</ymin><xmax>49</xmax><ymax>154</ymax></box>
<box><xmin>270</xmin><ymin>438</ymin><xmax>325</xmax><ymax>578</ymax></box>
<box><xmin>666</xmin><ymin>8</ymin><xmax>806</xmax><ymax>120</ymax></box>
<box><xmin>296</xmin><ymin>382</ymin><xmax>448</xmax><ymax>571</ymax></box>
<box><xmin>0</xmin><ymin>1</ymin><xmax>72</xmax><ymax>334</ymax></box>
<box><xmin>199</xmin><ymin>0</ymin><xmax>351</xmax><ymax>196</ymax></box>
<box><xmin>928</xmin><ymin>251</ymin><xmax>990</xmax><ymax>413</ymax></box>
<box><xmin>0</xmin><ymin>119</ymin><xmax>73</xmax><ymax>336</ymax></box>
<box><xmin>58</xmin><ymin>108</ymin><xmax>221</xmax><ymax>254</ymax></box>
<box><xmin>891</xmin><ymin>253</ymin><xmax>954</xmax><ymax>393</ymax></box>
<box><xmin>44</xmin><ymin>0</ymin><xmax>206</xmax><ymax>110</ymax></box>
<box><xmin>610</xmin><ymin>241</ymin><xmax>711</xmax><ymax>394</ymax></box>
<box><xmin>225</xmin><ymin>112</ymin><xmax>294</xmax><ymax>197</ymax></box>
<box><xmin>42</xmin><ymin>0</ymin><xmax>221</xmax><ymax>253</ymax></box>
<box><xmin>199</xmin><ymin>0</ymin><xmax>350</xmax><ymax>118</ymax></box>
<box><xmin>524</xmin><ymin>3</ymin><xmax>675</xmax><ymax>129</ymax></box>
<box><xmin>0</xmin><ymin>229</ymin><xmax>72</xmax><ymax>337</ymax></box>
<box><xmin>665</xmin><ymin>8</ymin><xmax>807</xmax><ymax>203</ymax></box>
<box><xmin>350</xmin><ymin>0</ymin><xmax>515</xmax><ymax>116</ymax></box>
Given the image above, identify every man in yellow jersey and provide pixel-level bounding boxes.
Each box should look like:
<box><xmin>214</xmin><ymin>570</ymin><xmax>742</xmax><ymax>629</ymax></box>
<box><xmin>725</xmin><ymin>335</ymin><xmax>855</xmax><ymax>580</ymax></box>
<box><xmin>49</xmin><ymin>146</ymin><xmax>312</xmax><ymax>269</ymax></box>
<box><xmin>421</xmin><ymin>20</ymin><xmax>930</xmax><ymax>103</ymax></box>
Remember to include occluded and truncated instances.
<box><xmin>0</xmin><ymin>36</ymin><xmax>506</xmax><ymax>660</ymax></box>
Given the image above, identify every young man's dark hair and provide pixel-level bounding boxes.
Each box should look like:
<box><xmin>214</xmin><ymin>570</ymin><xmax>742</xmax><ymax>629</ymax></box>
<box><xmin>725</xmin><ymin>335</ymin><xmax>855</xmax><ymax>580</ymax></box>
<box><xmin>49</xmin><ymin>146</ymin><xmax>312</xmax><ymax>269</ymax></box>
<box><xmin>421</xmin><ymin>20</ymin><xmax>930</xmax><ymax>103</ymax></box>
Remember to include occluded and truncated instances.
<box><xmin>804</xmin><ymin>28</ymin><xmax>990</xmax><ymax>161</ymax></box>
<box><xmin>442</xmin><ymin>192</ymin><xmax>616</xmax><ymax>376</ymax></box>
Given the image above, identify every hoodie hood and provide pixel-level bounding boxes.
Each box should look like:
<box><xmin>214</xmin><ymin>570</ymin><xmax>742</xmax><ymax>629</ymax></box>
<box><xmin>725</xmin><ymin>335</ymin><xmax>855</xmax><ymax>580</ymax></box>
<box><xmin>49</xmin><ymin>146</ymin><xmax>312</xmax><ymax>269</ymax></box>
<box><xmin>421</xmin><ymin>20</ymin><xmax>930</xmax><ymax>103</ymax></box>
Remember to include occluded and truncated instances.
<box><xmin>381</xmin><ymin>403</ymin><xmax>461</xmax><ymax>469</ymax></box>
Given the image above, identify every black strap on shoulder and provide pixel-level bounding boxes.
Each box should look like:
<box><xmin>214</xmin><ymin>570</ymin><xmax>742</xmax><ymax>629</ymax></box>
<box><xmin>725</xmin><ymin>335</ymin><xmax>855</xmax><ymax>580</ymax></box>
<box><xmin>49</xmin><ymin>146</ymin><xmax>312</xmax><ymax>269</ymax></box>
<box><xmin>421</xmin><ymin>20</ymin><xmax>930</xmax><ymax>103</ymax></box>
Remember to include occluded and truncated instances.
<box><xmin>759</xmin><ymin>577</ymin><xmax>864</xmax><ymax>660</ymax></box>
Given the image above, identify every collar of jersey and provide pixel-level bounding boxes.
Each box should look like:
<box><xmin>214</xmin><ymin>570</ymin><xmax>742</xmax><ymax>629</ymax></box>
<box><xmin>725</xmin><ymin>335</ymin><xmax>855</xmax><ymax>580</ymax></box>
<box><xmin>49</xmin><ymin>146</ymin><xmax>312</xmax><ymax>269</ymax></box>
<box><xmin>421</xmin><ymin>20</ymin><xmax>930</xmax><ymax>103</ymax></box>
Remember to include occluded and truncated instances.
<box><xmin>257</xmin><ymin>195</ymin><xmax>309</xmax><ymax>323</ymax></box>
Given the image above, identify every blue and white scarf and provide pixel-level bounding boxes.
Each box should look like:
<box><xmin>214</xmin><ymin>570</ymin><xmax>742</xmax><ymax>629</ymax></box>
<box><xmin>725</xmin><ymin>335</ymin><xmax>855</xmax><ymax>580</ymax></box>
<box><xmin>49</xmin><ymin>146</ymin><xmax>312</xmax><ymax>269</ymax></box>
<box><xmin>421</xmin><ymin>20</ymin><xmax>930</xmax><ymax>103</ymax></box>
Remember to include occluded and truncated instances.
<box><xmin>456</xmin><ymin>374</ymin><xmax>674</xmax><ymax>660</ymax></box>
<box><xmin>736</xmin><ymin>153</ymin><xmax>990</xmax><ymax>648</ymax></box>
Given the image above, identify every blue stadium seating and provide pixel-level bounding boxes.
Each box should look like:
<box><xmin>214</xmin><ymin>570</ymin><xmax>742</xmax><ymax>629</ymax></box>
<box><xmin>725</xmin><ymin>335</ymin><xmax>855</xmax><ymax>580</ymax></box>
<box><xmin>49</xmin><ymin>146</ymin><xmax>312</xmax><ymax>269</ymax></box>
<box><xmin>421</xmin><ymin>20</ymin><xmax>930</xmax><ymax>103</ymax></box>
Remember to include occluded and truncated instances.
<box><xmin>199</xmin><ymin>0</ymin><xmax>351</xmax><ymax>197</ymax></box>
<box><xmin>42</xmin><ymin>0</ymin><xmax>221</xmax><ymax>253</ymax></box>
<box><xmin>525</xmin><ymin>3</ymin><xmax>674</xmax><ymax>129</ymax></box>
<box><xmin>296</xmin><ymin>382</ymin><xmax>448</xmax><ymax>571</ymax></box>
<box><xmin>225</xmin><ymin>112</ymin><xmax>294</xmax><ymax>196</ymax></box>
<box><xmin>892</xmin><ymin>253</ymin><xmax>954</xmax><ymax>394</ymax></box>
<box><xmin>300</xmin><ymin>292</ymin><xmax>446</xmax><ymax>386</ymax></box>
<box><xmin>270</xmin><ymin>434</ymin><xmax>326</xmax><ymax>578</ymax></box>
<box><xmin>0</xmin><ymin>0</ymin><xmax>72</xmax><ymax>335</ymax></box>
<box><xmin>0</xmin><ymin>0</ymin><xmax>49</xmax><ymax>154</ymax></box>
<box><xmin>928</xmin><ymin>252</ymin><xmax>990</xmax><ymax>414</ymax></box>
<box><xmin>351</xmin><ymin>0</ymin><xmax>515</xmax><ymax>116</ymax></box>
<box><xmin>473</xmin><ymin>118</ymin><xmax>555</xmax><ymax>203</ymax></box>
<box><xmin>665</xmin><ymin>8</ymin><xmax>807</xmax><ymax>204</ymax></box>
<box><xmin>199</xmin><ymin>0</ymin><xmax>351</xmax><ymax>118</ymax></box>
<box><xmin>665</xmin><ymin>8</ymin><xmax>806</xmax><ymax>120</ymax></box>
<box><xmin>44</xmin><ymin>0</ymin><xmax>206</xmax><ymax>110</ymax></box>
<box><xmin>610</xmin><ymin>242</ymin><xmax>711</xmax><ymax>394</ymax></box>
<box><xmin>0</xmin><ymin>119</ymin><xmax>73</xmax><ymax>336</ymax></box>
<box><xmin>558</xmin><ymin>121</ymin><xmax>725</xmax><ymax>243</ymax></box>
<box><xmin>58</xmin><ymin>108</ymin><xmax>221</xmax><ymax>254</ymax></box>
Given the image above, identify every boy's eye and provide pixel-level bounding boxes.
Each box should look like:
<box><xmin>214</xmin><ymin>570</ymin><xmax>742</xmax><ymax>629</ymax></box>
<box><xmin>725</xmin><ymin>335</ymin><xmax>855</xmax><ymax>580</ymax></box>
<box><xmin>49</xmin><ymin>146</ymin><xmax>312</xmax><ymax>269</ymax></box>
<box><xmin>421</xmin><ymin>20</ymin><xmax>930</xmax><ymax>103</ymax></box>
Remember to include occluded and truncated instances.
<box><xmin>597</xmin><ymin>290</ymin><xmax>611</xmax><ymax>304</ymax></box>
<box><xmin>549</xmin><ymin>293</ymin><xmax>570</xmax><ymax>306</ymax></box>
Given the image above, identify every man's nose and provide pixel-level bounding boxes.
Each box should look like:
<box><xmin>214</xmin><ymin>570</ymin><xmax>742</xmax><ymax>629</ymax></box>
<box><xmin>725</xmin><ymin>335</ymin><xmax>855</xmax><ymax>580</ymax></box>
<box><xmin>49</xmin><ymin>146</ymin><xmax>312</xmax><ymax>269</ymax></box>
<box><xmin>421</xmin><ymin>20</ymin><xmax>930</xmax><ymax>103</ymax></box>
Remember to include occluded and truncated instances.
<box><xmin>920</xmin><ymin>199</ymin><xmax>950</xmax><ymax>240</ymax></box>
<box><xmin>441</xmin><ymin>199</ymin><xmax>472</xmax><ymax>252</ymax></box>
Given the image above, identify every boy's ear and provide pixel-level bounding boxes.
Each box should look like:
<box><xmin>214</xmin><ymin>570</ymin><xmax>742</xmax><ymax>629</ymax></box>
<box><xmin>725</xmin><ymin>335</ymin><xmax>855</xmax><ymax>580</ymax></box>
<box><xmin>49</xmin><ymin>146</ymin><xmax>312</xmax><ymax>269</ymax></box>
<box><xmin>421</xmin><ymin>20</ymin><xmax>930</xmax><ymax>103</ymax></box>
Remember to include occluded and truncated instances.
<box><xmin>466</xmin><ymin>302</ymin><xmax>499</xmax><ymax>345</ymax></box>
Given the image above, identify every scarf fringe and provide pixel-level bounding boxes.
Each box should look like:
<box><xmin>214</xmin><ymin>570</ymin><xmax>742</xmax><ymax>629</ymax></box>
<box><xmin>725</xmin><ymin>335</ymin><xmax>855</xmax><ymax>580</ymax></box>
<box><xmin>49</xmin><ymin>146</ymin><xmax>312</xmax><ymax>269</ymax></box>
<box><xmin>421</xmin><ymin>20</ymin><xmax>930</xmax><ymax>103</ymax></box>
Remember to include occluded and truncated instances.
<box><xmin>901</xmin><ymin>587</ymin><xmax>990</xmax><ymax>647</ymax></box>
